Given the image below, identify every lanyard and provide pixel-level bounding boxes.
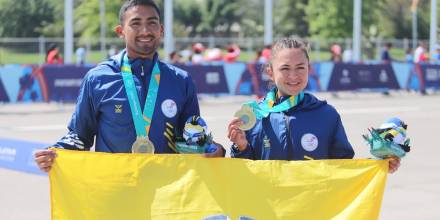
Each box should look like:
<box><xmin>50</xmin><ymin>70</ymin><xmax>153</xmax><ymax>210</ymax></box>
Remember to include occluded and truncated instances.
<box><xmin>245</xmin><ymin>88</ymin><xmax>304</xmax><ymax>119</ymax></box>
<box><xmin>121</xmin><ymin>54</ymin><xmax>161</xmax><ymax>137</ymax></box>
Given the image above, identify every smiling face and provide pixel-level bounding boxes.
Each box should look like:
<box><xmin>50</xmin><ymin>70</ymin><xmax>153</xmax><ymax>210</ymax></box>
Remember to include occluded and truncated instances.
<box><xmin>266</xmin><ymin>47</ymin><xmax>309</xmax><ymax>97</ymax></box>
<box><xmin>115</xmin><ymin>5</ymin><xmax>163</xmax><ymax>59</ymax></box>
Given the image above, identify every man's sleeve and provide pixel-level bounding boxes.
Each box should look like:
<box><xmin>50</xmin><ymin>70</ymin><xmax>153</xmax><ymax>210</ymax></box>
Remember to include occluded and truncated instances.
<box><xmin>329</xmin><ymin>114</ymin><xmax>355</xmax><ymax>159</ymax></box>
<box><xmin>54</xmin><ymin>73</ymin><xmax>98</xmax><ymax>150</ymax></box>
<box><xmin>177</xmin><ymin>75</ymin><xmax>201</xmax><ymax>135</ymax></box>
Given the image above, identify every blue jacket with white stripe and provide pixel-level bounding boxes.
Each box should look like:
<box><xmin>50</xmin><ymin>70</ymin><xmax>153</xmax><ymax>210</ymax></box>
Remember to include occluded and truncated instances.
<box><xmin>55</xmin><ymin>50</ymin><xmax>200</xmax><ymax>153</ymax></box>
<box><xmin>231</xmin><ymin>93</ymin><xmax>354</xmax><ymax>160</ymax></box>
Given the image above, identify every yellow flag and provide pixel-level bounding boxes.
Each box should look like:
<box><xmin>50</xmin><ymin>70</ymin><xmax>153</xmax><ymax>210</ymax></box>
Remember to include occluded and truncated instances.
<box><xmin>50</xmin><ymin>149</ymin><xmax>388</xmax><ymax>220</ymax></box>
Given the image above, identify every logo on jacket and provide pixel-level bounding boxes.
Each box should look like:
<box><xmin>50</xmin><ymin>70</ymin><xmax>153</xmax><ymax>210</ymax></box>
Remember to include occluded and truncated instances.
<box><xmin>161</xmin><ymin>99</ymin><xmax>177</xmax><ymax>118</ymax></box>
<box><xmin>301</xmin><ymin>133</ymin><xmax>318</xmax><ymax>151</ymax></box>
<box><xmin>114</xmin><ymin>105</ymin><xmax>123</xmax><ymax>113</ymax></box>
<box><xmin>263</xmin><ymin>135</ymin><xmax>270</xmax><ymax>148</ymax></box>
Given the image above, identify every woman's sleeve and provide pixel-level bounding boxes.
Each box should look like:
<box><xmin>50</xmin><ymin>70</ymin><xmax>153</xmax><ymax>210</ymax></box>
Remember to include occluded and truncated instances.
<box><xmin>329</xmin><ymin>114</ymin><xmax>355</xmax><ymax>159</ymax></box>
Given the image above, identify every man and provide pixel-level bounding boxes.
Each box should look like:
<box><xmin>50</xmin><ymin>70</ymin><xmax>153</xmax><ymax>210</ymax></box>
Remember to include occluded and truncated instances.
<box><xmin>380</xmin><ymin>43</ymin><xmax>393</xmax><ymax>63</ymax></box>
<box><xmin>414</xmin><ymin>42</ymin><xmax>428</xmax><ymax>63</ymax></box>
<box><xmin>35</xmin><ymin>0</ymin><xmax>224</xmax><ymax>172</ymax></box>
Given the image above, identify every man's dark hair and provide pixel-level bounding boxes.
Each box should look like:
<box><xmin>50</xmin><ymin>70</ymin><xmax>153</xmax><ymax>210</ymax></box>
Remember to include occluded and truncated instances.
<box><xmin>119</xmin><ymin>0</ymin><xmax>161</xmax><ymax>24</ymax></box>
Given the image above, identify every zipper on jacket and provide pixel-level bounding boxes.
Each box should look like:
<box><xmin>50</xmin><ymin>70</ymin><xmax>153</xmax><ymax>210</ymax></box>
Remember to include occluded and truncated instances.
<box><xmin>141</xmin><ymin>64</ymin><xmax>145</xmax><ymax>76</ymax></box>
<box><xmin>284</xmin><ymin>114</ymin><xmax>294</xmax><ymax>160</ymax></box>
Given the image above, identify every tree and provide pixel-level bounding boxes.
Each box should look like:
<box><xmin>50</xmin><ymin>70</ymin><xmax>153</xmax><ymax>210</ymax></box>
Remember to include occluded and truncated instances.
<box><xmin>0</xmin><ymin>0</ymin><xmax>56</xmax><ymax>37</ymax></box>
<box><xmin>274</xmin><ymin>0</ymin><xmax>309</xmax><ymax>38</ymax></box>
<box><xmin>173</xmin><ymin>0</ymin><xmax>202</xmax><ymax>37</ymax></box>
<box><xmin>196</xmin><ymin>0</ymin><xmax>243</xmax><ymax>37</ymax></box>
<box><xmin>378</xmin><ymin>0</ymin><xmax>431</xmax><ymax>39</ymax></box>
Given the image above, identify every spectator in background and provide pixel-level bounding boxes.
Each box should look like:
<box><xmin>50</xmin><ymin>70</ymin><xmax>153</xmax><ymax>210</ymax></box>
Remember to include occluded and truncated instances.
<box><xmin>256</xmin><ymin>49</ymin><xmax>267</xmax><ymax>63</ymax></box>
<box><xmin>435</xmin><ymin>45</ymin><xmax>440</xmax><ymax>63</ymax></box>
<box><xmin>414</xmin><ymin>42</ymin><xmax>428</xmax><ymax>63</ymax></box>
<box><xmin>330</xmin><ymin>43</ymin><xmax>342</xmax><ymax>62</ymax></box>
<box><xmin>46</xmin><ymin>43</ymin><xmax>63</xmax><ymax>64</ymax></box>
<box><xmin>108</xmin><ymin>45</ymin><xmax>119</xmax><ymax>59</ymax></box>
<box><xmin>191</xmin><ymin>43</ymin><xmax>205</xmax><ymax>64</ymax></box>
<box><xmin>342</xmin><ymin>47</ymin><xmax>353</xmax><ymax>63</ymax></box>
<box><xmin>260</xmin><ymin>44</ymin><xmax>272</xmax><ymax>62</ymax></box>
<box><xmin>75</xmin><ymin>46</ymin><xmax>86</xmax><ymax>65</ymax></box>
<box><xmin>405</xmin><ymin>48</ymin><xmax>413</xmax><ymax>63</ymax></box>
<box><xmin>204</xmin><ymin>47</ymin><xmax>223</xmax><ymax>62</ymax></box>
<box><xmin>381</xmin><ymin>43</ymin><xmax>393</xmax><ymax>63</ymax></box>
<box><xmin>169</xmin><ymin>51</ymin><xmax>183</xmax><ymax>65</ymax></box>
<box><xmin>223</xmin><ymin>44</ymin><xmax>241</xmax><ymax>63</ymax></box>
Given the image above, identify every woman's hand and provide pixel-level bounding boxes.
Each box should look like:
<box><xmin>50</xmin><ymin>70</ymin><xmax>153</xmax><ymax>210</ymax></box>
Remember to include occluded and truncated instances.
<box><xmin>388</xmin><ymin>156</ymin><xmax>401</xmax><ymax>174</ymax></box>
<box><xmin>227</xmin><ymin>118</ymin><xmax>248</xmax><ymax>151</ymax></box>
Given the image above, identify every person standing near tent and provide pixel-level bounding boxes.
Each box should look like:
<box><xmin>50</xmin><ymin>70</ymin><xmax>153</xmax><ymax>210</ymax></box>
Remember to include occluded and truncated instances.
<box><xmin>227</xmin><ymin>36</ymin><xmax>400</xmax><ymax>173</ymax></box>
<box><xmin>35</xmin><ymin>0</ymin><xmax>224</xmax><ymax>172</ymax></box>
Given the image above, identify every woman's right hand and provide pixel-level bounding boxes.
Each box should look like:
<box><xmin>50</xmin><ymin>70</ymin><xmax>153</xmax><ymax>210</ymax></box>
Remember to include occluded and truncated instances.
<box><xmin>34</xmin><ymin>149</ymin><xmax>57</xmax><ymax>172</ymax></box>
<box><xmin>227</xmin><ymin>118</ymin><xmax>248</xmax><ymax>151</ymax></box>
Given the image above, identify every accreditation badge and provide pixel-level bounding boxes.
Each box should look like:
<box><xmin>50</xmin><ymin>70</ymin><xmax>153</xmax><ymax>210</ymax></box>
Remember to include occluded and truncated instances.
<box><xmin>234</xmin><ymin>105</ymin><xmax>256</xmax><ymax>131</ymax></box>
<box><xmin>132</xmin><ymin>136</ymin><xmax>155</xmax><ymax>153</ymax></box>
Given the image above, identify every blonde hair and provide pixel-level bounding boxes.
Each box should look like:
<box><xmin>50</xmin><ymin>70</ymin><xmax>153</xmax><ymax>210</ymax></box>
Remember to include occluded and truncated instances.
<box><xmin>268</xmin><ymin>36</ymin><xmax>310</xmax><ymax>68</ymax></box>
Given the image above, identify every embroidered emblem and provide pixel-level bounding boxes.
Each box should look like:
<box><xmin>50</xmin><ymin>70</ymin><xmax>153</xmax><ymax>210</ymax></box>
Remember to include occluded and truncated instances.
<box><xmin>301</xmin><ymin>133</ymin><xmax>318</xmax><ymax>152</ymax></box>
<box><xmin>115</xmin><ymin>105</ymin><xmax>123</xmax><ymax>113</ymax></box>
<box><xmin>161</xmin><ymin>99</ymin><xmax>177</xmax><ymax>118</ymax></box>
<box><xmin>263</xmin><ymin>135</ymin><xmax>271</xmax><ymax>148</ymax></box>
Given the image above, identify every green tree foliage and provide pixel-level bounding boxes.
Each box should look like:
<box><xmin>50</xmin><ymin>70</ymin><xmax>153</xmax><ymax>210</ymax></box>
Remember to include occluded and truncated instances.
<box><xmin>74</xmin><ymin>0</ymin><xmax>120</xmax><ymax>43</ymax></box>
<box><xmin>379</xmin><ymin>0</ymin><xmax>431</xmax><ymax>39</ymax></box>
<box><xmin>196</xmin><ymin>0</ymin><xmax>243</xmax><ymax>37</ymax></box>
<box><xmin>0</xmin><ymin>0</ymin><xmax>56</xmax><ymax>37</ymax></box>
<box><xmin>237</xmin><ymin>0</ymin><xmax>264</xmax><ymax>37</ymax></box>
<box><xmin>274</xmin><ymin>0</ymin><xmax>309</xmax><ymax>37</ymax></box>
<box><xmin>173</xmin><ymin>0</ymin><xmax>202</xmax><ymax>37</ymax></box>
<box><xmin>0</xmin><ymin>0</ymin><xmax>437</xmax><ymax>41</ymax></box>
<box><xmin>36</xmin><ymin>0</ymin><xmax>65</xmax><ymax>37</ymax></box>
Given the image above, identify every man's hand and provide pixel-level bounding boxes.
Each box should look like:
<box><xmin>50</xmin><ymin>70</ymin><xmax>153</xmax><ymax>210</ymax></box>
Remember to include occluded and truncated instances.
<box><xmin>204</xmin><ymin>142</ymin><xmax>225</xmax><ymax>158</ymax></box>
<box><xmin>388</xmin><ymin>156</ymin><xmax>401</xmax><ymax>174</ymax></box>
<box><xmin>34</xmin><ymin>149</ymin><xmax>57</xmax><ymax>172</ymax></box>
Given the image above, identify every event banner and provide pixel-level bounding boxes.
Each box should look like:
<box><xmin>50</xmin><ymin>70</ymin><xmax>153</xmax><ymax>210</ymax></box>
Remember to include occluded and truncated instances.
<box><xmin>328</xmin><ymin>63</ymin><xmax>400</xmax><ymax>91</ymax></box>
<box><xmin>50</xmin><ymin>149</ymin><xmax>388</xmax><ymax>220</ymax></box>
<box><xmin>420</xmin><ymin>64</ymin><xmax>440</xmax><ymax>88</ymax></box>
<box><xmin>176</xmin><ymin>65</ymin><xmax>229</xmax><ymax>94</ymax></box>
<box><xmin>42</xmin><ymin>65</ymin><xmax>92</xmax><ymax>101</ymax></box>
<box><xmin>0</xmin><ymin>77</ymin><xmax>8</xmax><ymax>102</ymax></box>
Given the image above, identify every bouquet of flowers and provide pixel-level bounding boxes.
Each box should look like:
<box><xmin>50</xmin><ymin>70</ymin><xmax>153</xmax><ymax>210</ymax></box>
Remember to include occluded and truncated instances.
<box><xmin>362</xmin><ymin>117</ymin><xmax>411</xmax><ymax>158</ymax></box>
<box><xmin>175</xmin><ymin>116</ymin><xmax>218</xmax><ymax>154</ymax></box>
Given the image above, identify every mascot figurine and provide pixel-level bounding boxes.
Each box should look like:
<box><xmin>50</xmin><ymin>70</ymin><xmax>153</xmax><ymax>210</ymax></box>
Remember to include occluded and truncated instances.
<box><xmin>176</xmin><ymin>116</ymin><xmax>218</xmax><ymax>154</ymax></box>
<box><xmin>362</xmin><ymin>117</ymin><xmax>411</xmax><ymax>158</ymax></box>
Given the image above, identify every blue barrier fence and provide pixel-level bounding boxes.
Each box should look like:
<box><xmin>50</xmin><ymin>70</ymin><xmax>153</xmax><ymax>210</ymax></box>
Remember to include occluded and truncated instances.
<box><xmin>0</xmin><ymin>138</ymin><xmax>47</xmax><ymax>175</ymax></box>
<box><xmin>0</xmin><ymin>62</ymin><xmax>439</xmax><ymax>103</ymax></box>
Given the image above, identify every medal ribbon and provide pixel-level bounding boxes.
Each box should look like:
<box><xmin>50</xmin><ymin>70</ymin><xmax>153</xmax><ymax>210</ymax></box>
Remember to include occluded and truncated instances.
<box><xmin>121</xmin><ymin>53</ymin><xmax>161</xmax><ymax>137</ymax></box>
<box><xmin>244</xmin><ymin>88</ymin><xmax>304</xmax><ymax>119</ymax></box>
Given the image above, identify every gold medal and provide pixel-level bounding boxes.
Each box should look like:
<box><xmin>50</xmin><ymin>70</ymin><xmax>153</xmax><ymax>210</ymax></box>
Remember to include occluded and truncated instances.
<box><xmin>234</xmin><ymin>105</ymin><xmax>256</xmax><ymax>131</ymax></box>
<box><xmin>132</xmin><ymin>136</ymin><xmax>155</xmax><ymax>153</ymax></box>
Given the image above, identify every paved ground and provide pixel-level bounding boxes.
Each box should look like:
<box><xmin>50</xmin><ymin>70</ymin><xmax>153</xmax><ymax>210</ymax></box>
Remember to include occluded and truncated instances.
<box><xmin>1</xmin><ymin>91</ymin><xmax>439</xmax><ymax>219</ymax></box>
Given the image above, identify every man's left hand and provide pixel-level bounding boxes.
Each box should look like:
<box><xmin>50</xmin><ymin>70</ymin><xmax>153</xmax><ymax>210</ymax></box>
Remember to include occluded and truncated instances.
<box><xmin>204</xmin><ymin>142</ymin><xmax>225</xmax><ymax>158</ymax></box>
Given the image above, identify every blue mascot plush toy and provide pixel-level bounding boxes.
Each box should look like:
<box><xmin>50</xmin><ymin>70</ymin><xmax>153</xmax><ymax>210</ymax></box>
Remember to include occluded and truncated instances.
<box><xmin>363</xmin><ymin>117</ymin><xmax>411</xmax><ymax>158</ymax></box>
<box><xmin>176</xmin><ymin>116</ymin><xmax>218</xmax><ymax>154</ymax></box>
